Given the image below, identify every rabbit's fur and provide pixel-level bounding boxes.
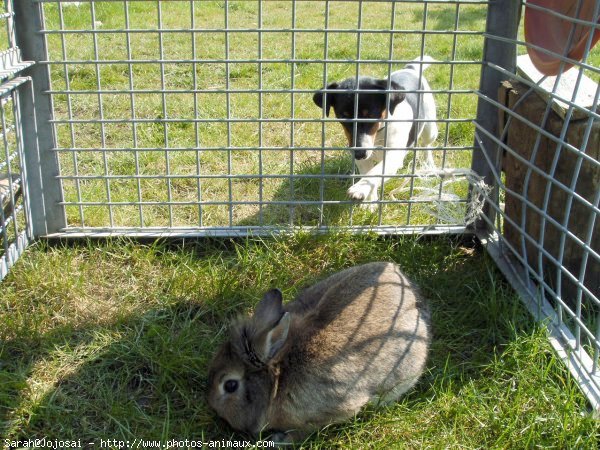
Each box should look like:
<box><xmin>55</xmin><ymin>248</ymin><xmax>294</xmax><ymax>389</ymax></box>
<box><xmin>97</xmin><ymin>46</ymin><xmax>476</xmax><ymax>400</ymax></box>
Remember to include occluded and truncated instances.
<box><xmin>207</xmin><ymin>262</ymin><xmax>430</xmax><ymax>442</ymax></box>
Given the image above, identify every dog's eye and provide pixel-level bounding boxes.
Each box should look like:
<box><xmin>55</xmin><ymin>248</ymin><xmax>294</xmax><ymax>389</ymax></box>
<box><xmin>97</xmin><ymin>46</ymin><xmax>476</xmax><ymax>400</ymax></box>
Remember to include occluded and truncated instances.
<box><xmin>224</xmin><ymin>379</ymin><xmax>239</xmax><ymax>393</ymax></box>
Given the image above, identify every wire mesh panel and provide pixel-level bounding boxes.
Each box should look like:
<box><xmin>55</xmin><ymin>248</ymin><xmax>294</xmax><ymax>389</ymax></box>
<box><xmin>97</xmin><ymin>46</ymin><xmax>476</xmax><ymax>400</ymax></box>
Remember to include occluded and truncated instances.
<box><xmin>0</xmin><ymin>79</ymin><xmax>32</xmax><ymax>281</ymax></box>
<box><xmin>35</xmin><ymin>0</ymin><xmax>489</xmax><ymax>237</ymax></box>
<box><xmin>473</xmin><ymin>0</ymin><xmax>600</xmax><ymax>410</ymax></box>
<box><xmin>0</xmin><ymin>0</ymin><xmax>35</xmax><ymax>281</ymax></box>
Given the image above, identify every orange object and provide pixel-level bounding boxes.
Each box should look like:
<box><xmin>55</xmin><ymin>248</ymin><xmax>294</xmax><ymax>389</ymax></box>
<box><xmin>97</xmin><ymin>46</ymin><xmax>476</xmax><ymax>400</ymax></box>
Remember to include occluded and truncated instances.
<box><xmin>524</xmin><ymin>0</ymin><xmax>600</xmax><ymax>75</ymax></box>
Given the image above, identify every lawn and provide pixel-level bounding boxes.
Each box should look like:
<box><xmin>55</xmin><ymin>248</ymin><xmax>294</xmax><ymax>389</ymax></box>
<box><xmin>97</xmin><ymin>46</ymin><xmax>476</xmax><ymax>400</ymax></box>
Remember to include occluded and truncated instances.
<box><xmin>1</xmin><ymin>234</ymin><xmax>598</xmax><ymax>448</ymax></box>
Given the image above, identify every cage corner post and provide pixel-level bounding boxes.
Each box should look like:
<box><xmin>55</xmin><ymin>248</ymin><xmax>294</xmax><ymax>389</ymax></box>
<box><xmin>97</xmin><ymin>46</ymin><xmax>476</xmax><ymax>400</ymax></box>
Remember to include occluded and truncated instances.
<box><xmin>470</xmin><ymin>0</ymin><xmax>521</xmax><ymax>234</ymax></box>
<box><xmin>13</xmin><ymin>0</ymin><xmax>66</xmax><ymax>237</ymax></box>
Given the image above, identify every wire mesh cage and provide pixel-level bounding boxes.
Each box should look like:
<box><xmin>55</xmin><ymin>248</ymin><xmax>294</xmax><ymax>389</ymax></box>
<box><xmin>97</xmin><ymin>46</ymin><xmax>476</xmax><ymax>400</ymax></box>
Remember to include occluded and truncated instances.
<box><xmin>2</xmin><ymin>0</ymin><xmax>600</xmax><ymax>412</ymax></box>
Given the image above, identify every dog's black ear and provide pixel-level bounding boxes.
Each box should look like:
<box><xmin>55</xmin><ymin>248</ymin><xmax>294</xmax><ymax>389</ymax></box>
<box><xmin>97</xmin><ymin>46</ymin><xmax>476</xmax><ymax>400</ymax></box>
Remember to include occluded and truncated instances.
<box><xmin>375</xmin><ymin>79</ymin><xmax>405</xmax><ymax>115</ymax></box>
<box><xmin>387</xmin><ymin>80</ymin><xmax>406</xmax><ymax>115</ymax></box>
<box><xmin>313</xmin><ymin>82</ymin><xmax>338</xmax><ymax>117</ymax></box>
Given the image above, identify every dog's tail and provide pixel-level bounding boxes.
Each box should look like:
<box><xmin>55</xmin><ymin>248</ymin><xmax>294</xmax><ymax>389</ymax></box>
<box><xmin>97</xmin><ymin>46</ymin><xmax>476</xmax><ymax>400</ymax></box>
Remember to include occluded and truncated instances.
<box><xmin>406</xmin><ymin>55</ymin><xmax>436</xmax><ymax>72</ymax></box>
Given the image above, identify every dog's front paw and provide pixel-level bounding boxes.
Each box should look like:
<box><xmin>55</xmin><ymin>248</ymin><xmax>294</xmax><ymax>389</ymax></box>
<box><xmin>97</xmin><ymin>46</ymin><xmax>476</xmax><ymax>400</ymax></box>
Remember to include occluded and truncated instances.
<box><xmin>347</xmin><ymin>182</ymin><xmax>372</xmax><ymax>202</ymax></box>
<box><xmin>347</xmin><ymin>182</ymin><xmax>379</xmax><ymax>211</ymax></box>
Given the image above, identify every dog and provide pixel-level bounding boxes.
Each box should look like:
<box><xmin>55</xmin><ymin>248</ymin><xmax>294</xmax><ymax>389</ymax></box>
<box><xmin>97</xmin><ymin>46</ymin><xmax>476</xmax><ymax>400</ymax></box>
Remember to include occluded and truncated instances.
<box><xmin>313</xmin><ymin>56</ymin><xmax>438</xmax><ymax>208</ymax></box>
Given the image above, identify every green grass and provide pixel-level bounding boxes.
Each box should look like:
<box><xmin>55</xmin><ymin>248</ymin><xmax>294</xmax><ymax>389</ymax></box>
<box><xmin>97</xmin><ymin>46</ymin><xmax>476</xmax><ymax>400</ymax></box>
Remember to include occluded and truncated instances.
<box><xmin>1</xmin><ymin>234</ymin><xmax>598</xmax><ymax>448</ymax></box>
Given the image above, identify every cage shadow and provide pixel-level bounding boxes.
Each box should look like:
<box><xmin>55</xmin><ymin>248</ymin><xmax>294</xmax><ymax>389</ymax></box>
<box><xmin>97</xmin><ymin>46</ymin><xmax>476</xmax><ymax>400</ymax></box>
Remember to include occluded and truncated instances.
<box><xmin>235</xmin><ymin>152</ymin><xmax>360</xmax><ymax>229</ymax></box>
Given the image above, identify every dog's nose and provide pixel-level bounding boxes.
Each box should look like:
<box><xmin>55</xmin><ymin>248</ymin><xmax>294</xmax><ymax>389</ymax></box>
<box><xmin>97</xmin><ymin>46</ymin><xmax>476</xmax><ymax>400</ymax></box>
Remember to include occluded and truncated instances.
<box><xmin>354</xmin><ymin>149</ymin><xmax>368</xmax><ymax>160</ymax></box>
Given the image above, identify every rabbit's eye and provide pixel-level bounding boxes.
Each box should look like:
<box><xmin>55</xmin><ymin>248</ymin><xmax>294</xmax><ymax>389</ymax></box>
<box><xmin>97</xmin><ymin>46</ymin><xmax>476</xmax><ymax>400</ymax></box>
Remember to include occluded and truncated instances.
<box><xmin>224</xmin><ymin>379</ymin><xmax>239</xmax><ymax>393</ymax></box>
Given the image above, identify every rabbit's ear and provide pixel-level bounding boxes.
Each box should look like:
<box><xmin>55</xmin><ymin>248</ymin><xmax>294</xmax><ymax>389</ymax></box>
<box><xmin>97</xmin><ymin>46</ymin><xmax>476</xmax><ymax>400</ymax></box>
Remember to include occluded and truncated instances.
<box><xmin>254</xmin><ymin>289</ymin><xmax>285</xmax><ymax>325</ymax></box>
<box><xmin>254</xmin><ymin>289</ymin><xmax>290</xmax><ymax>361</ymax></box>
<box><xmin>263</xmin><ymin>311</ymin><xmax>290</xmax><ymax>361</ymax></box>
<box><xmin>235</xmin><ymin>289</ymin><xmax>290</xmax><ymax>368</ymax></box>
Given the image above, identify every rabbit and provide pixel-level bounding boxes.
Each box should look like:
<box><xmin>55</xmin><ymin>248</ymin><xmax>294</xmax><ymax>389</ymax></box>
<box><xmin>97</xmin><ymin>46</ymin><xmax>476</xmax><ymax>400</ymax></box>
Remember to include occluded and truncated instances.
<box><xmin>207</xmin><ymin>261</ymin><xmax>431</xmax><ymax>443</ymax></box>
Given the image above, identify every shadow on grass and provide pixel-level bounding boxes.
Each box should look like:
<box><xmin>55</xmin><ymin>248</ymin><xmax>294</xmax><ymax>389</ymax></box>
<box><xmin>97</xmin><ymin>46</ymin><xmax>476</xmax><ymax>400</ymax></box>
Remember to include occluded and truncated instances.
<box><xmin>235</xmin><ymin>153</ymin><xmax>357</xmax><ymax>229</ymax></box>
<box><xmin>0</xmin><ymin>301</ymin><xmax>230</xmax><ymax>443</ymax></box>
<box><xmin>0</xmin><ymin>237</ymin><xmax>535</xmax><ymax>445</ymax></box>
<box><xmin>234</xmin><ymin>152</ymin><xmax>428</xmax><ymax>230</ymax></box>
<box><xmin>419</xmin><ymin>4</ymin><xmax>487</xmax><ymax>29</ymax></box>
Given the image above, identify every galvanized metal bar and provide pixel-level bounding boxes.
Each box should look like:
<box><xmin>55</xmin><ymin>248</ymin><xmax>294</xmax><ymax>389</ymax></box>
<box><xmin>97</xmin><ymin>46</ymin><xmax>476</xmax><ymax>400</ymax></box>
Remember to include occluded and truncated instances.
<box><xmin>49</xmin><ymin>145</ymin><xmax>475</xmax><ymax>154</ymax></box>
<box><xmin>11</xmin><ymin>81</ymin><xmax>33</xmax><ymax>243</ymax></box>
<box><xmin>124</xmin><ymin>0</ymin><xmax>144</xmax><ymax>227</ymax></box>
<box><xmin>288</xmin><ymin>0</ymin><xmax>297</xmax><ymax>228</ymax></box>
<box><xmin>57</xmin><ymin>3</ymin><xmax>84</xmax><ymax>227</ymax></box>
<box><xmin>0</xmin><ymin>94</ymin><xmax>19</xmax><ymax>241</ymax></box>
<box><xmin>437</xmin><ymin>2</ymin><xmax>461</xmax><ymax>211</ymax></box>
<box><xmin>38</xmin><ymin>28</ymin><xmax>486</xmax><ymax>37</ymax></box>
<box><xmin>45</xmin><ymin>87</ymin><xmax>476</xmax><ymax>96</ymax></box>
<box><xmin>469</xmin><ymin>0</ymin><xmax>520</xmax><ymax>232</ymax></box>
<box><xmin>224</xmin><ymin>0</ymin><xmax>233</xmax><ymax>228</ymax></box>
<box><xmin>49</xmin><ymin>144</ymin><xmax>476</xmax><ymax>153</ymax></box>
<box><xmin>38</xmin><ymin>15</ymin><xmax>495</xmax><ymax>33</ymax></box>
<box><xmin>46</xmin><ymin>116</ymin><xmax>477</xmax><ymax>125</ymax></box>
<box><xmin>55</xmin><ymin>171</ymin><xmax>468</xmax><ymax>181</ymax></box>
<box><xmin>190</xmin><ymin>0</ymin><xmax>203</xmax><ymax>228</ymax></box>
<box><xmin>317</xmin><ymin>0</ymin><xmax>331</xmax><ymax>230</ymax></box>
<box><xmin>90</xmin><ymin>1</ymin><xmax>114</xmax><ymax>228</ymax></box>
<box><xmin>405</xmin><ymin>0</ymin><xmax>429</xmax><ymax>226</ymax></box>
<box><xmin>4</xmin><ymin>0</ymin><xmax>15</xmax><ymax>49</ymax></box>
<box><xmin>258</xmin><ymin>0</ymin><xmax>264</xmax><ymax>226</ymax></box>
<box><xmin>13</xmin><ymin>0</ymin><xmax>66</xmax><ymax>236</ymax></box>
<box><xmin>39</xmin><ymin>61</ymin><xmax>485</xmax><ymax>75</ymax></box>
<box><xmin>33</xmin><ymin>0</ymin><xmax>491</xmax><ymax>4</ymax></box>
<box><xmin>376</xmin><ymin>0</ymin><xmax>398</xmax><ymax>226</ymax></box>
<box><xmin>43</xmin><ymin>224</ymin><xmax>470</xmax><ymax>240</ymax></box>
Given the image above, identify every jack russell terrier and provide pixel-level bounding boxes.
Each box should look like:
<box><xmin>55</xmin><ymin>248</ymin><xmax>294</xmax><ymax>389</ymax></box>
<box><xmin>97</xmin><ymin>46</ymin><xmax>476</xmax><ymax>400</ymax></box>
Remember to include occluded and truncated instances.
<box><xmin>313</xmin><ymin>56</ymin><xmax>438</xmax><ymax>208</ymax></box>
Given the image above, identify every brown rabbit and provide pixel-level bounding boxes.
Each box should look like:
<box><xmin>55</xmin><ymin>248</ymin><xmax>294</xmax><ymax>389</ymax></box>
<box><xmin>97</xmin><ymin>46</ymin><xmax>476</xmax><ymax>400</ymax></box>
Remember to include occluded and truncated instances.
<box><xmin>207</xmin><ymin>262</ymin><xmax>430</xmax><ymax>442</ymax></box>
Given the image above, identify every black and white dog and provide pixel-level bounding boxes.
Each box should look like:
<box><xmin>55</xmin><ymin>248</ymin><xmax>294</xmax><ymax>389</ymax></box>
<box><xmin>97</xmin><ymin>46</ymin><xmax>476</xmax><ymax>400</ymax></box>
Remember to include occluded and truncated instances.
<box><xmin>313</xmin><ymin>56</ymin><xmax>438</xmax><ymax>207</ymax></box>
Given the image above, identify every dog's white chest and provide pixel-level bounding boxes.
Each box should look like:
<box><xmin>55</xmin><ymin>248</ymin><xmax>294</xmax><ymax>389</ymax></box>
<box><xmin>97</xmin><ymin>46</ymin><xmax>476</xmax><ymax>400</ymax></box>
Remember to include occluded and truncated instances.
<box><xmin>373</xmin><ymin>101</ymin><xmax>414</xmax><ymax>150</ymax></box>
